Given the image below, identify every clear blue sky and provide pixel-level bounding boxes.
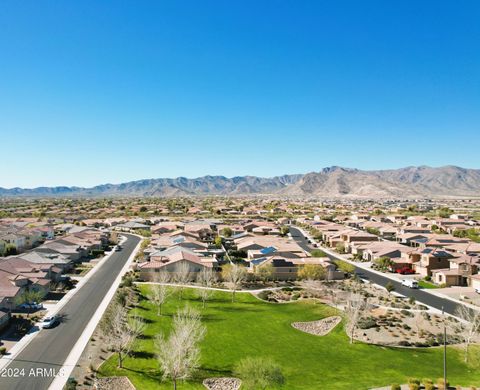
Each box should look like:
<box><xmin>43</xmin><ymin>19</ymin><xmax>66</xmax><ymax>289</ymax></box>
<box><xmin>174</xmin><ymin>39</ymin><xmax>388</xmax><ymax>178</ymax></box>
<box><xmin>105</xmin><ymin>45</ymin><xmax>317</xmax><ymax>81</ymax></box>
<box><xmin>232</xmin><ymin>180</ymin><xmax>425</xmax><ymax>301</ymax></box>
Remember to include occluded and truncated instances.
<box><xmin>1</xmin><ymin>1</ymin><xmax>479</xmax><ymax>188</ymax></box>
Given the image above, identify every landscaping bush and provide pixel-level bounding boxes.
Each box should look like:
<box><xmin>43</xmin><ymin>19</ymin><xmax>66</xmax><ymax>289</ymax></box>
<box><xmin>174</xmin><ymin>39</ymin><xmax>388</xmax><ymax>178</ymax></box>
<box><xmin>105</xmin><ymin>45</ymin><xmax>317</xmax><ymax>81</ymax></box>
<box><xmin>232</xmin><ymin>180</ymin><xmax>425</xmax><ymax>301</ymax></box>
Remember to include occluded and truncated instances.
<box><xmin>422</xmin><ymin>379</ymin><xmax>434</xmax><ymax>390</ymax></box>
<box><xmin>391</xmin><ymin>385</ymin><xmax>401</xmax><ymax>390</ymax></box>
<box><xmin>408</xmin><ymin>378</ymin><xmax>420</xmax><ymax>390</ymax></box>
<box><xmin>437</xmin><ymin>378</ymin><xmax>449</xmax><ymax>390</ymax></box>
<box><xmin>257</xmin><ymin>291</ymin><xmax>271</xmax><ymax>300</ymax></box>
<box><xmin>358</xmin><ymin>317</ymin><xmax>377</xmax><ymax>329</ymax></box>
<box><xmin>65</xmin><ymin>377</ymin><xmax>77</xmax><ymax>390</ymax></box>
<box><xmin>408</xmin><ymin>378</ymin><xmax>420</xmax><ymax>385</ymax></box>
<box><xmin>0</xmin><ymin>347</ymin><xmax>6</xmax><ymax>355</ymax></box>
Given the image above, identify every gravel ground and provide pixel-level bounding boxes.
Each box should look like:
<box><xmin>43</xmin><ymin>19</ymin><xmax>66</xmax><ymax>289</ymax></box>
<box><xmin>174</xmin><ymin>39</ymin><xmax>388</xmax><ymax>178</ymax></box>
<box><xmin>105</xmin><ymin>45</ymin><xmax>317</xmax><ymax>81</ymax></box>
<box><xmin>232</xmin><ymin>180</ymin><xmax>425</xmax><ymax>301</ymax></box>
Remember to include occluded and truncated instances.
<box><xmin>292</xmin><ymin>316</ymin><xmax>342</xmax><ymax>336</ymax></box>
<box><xmin>203</xmin><ymin>377</ymin><xmax>242</xmax><ymax>390</ymax></box>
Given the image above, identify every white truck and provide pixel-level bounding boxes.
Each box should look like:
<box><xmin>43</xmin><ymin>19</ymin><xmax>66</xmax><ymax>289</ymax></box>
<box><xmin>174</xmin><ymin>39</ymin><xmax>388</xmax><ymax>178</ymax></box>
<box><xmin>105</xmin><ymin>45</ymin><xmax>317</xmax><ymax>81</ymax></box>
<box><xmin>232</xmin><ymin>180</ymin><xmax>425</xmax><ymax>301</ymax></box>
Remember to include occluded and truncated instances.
<box><xmin>401</xmin><ymin>279</ymin><xmax>419</xmax><ymax>289</ymax></box>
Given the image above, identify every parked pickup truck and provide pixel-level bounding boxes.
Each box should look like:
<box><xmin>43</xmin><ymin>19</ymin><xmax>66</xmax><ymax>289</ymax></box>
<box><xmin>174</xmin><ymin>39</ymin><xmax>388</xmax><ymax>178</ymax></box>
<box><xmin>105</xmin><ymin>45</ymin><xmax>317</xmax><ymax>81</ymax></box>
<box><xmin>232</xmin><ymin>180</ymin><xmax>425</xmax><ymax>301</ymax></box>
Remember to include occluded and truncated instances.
<box><xmin>401</xmin><ymin>279</ymin><xmax>419</xmax><ymax>289</ymax></box>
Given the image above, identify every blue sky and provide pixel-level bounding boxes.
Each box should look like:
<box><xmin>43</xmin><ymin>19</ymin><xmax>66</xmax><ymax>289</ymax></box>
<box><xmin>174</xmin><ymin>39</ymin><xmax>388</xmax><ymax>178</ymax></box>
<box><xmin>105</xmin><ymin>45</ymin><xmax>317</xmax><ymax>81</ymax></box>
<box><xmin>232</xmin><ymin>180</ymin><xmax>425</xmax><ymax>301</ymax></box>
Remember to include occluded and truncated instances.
<box><xmin>1</xmin><ymin>1</ymin><xmax>479</xmax><ymax>188</ymax></box>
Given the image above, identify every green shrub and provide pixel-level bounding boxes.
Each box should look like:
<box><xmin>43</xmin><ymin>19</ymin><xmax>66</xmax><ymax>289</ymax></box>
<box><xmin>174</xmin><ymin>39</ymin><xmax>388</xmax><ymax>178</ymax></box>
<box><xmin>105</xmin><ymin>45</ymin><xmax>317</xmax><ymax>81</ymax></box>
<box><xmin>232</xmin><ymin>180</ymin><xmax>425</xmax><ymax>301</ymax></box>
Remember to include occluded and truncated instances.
<box><xmin>257</xmin><ymin>291</ymin><xmax>271</xmax><ymax>300</ymax></box>
<box><xmin>0</xmin><ymin>347</ymin><xmax>6</xmax><ymax>355</ymax></box>
<box><xmin>408</xmin><ymin>378</ymin><xmax>420</xmax><ymax>385</ymax></box>
<box><xmin>437</xmin><ymin>378</ymin><xmax>449</xmax><ymax>390</ymax></box>
<box><xmin>358</xmin><ymin>317</ymin><xmax>377</xmax><ymax>329</ymax></box>
<box><xmin>391</xmin><ymin>385</ymin><xmax>401</xmax><ymax>390</ymax></box>
<box><xmin>409</xmin><ymin>385</ymin><xmax>419</xmax><ymax>390</ymax></box>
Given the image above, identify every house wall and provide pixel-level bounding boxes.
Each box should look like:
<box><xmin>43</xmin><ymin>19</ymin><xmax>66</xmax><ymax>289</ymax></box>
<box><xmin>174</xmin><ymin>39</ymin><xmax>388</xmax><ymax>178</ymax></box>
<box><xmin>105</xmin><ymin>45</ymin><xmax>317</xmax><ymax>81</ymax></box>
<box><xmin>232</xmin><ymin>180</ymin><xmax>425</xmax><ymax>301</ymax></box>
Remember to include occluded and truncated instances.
<box><xmin>139</xmin><ymin>260</ymin><xmax>209</xmax><ymax>281</ymax></box>
<box><xmin>433</xmin><ymin>273</ymin><xmax>459</xmax><ymax>287</ymax></box>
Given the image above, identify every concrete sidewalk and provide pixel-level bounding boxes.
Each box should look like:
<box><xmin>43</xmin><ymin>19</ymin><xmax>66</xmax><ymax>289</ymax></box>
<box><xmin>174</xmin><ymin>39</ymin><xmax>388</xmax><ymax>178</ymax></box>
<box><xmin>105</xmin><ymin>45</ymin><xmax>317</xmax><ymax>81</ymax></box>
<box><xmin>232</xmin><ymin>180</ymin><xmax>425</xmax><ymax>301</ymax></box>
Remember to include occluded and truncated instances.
<box><xmin>49</xmin><ymin>234</ymin><xmax>143</xmax><ymax>390</ymax></box>
<box><xmin>0</xmin><ymin>237</ymin><xmax>126</xmax><ymax>372</ymax></box>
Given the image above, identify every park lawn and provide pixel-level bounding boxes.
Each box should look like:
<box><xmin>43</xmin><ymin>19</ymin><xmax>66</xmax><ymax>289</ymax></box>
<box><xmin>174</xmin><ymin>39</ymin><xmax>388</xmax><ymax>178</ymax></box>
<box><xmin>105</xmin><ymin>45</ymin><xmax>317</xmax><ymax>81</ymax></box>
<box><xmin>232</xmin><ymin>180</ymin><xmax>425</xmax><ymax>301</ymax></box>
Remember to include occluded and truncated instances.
<box><xmin>98</xmin><ymin>286</ymin><xmax>480</xmax><ymax>390</ymax></box>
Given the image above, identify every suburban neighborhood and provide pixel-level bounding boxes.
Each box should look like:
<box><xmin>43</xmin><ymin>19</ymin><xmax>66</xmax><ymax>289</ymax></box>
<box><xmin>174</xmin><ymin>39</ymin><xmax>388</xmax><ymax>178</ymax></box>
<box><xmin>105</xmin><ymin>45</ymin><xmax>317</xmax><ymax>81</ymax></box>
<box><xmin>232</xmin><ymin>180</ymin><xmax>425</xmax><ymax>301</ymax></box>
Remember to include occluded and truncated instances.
<box><xmin>0</xmin><ymin>196</ymin><xmax>480</xmax><ymax>389</ymax></box>
<box><xmin>2</xmin><ymin>1</ymin><xmax>480</xmax><ymax>389</ymax></box>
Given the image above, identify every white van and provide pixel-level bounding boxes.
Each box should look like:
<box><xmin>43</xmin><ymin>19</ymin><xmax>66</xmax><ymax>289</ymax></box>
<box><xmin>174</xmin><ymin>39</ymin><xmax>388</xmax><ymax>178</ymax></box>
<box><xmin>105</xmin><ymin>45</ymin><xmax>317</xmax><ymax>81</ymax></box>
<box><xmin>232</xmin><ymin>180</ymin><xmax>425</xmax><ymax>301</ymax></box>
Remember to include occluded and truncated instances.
<box><xmin>401</xmin><ymin>279</ymin><xmax>418</xmax><ymax>289</ymax></box>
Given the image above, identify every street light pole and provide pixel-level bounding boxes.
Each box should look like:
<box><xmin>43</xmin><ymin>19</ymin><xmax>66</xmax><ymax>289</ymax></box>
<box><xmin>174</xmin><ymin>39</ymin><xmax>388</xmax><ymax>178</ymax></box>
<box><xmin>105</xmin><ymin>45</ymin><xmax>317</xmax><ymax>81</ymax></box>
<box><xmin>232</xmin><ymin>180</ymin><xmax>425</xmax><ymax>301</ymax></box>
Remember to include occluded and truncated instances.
<box><xmin>442</xmin><ymin>306</ymin><xmax>447</xmax><ymax>389</ymax></box>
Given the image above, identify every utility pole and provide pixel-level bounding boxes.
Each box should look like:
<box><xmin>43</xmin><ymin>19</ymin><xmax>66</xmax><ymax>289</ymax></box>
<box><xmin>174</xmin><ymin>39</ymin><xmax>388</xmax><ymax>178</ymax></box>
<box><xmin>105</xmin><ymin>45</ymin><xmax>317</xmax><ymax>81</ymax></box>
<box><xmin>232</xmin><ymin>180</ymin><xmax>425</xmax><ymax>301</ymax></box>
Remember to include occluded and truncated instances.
<box><xmin>442</xmin><ymin>306</ymin><xmax>447</xmax><ymax>389</ymax></box>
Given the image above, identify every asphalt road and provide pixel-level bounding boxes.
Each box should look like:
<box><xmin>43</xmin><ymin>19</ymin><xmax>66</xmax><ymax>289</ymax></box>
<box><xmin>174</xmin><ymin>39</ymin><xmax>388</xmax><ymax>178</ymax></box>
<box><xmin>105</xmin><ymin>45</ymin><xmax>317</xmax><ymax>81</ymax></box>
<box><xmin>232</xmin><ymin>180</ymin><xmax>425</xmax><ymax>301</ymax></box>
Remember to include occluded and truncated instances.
<box><xmin>0</xmin><ymin>234</ymin><xmax>141</xmax><ymax>390</ymax></box>
<box><xmin>289</xmin><ymin>226</ymin><xmax>463</xmax><ymax>316</ymax></box>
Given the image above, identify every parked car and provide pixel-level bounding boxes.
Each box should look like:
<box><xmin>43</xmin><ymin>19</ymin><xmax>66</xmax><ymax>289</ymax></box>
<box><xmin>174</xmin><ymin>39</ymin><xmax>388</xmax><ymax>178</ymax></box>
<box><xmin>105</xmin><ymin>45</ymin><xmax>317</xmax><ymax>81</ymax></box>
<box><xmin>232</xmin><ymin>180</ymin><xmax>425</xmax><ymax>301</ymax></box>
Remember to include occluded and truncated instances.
<box><xmin>396</xmin><ymin>267</ymin><xmax>415</xmax><ymax>275</ymax></box>
<box><xmin>401</xmin><ymin>279</ymin><xmax>418</xmax><ymax>289</ymax></box>
<box><xmin>41</xmin><ymin>315</ymin><xmax>59</xmax><ymax>329</ymax></box>
<box><xmin>19</xmin><ymin>302</ymin><xmax>43</xmax><ymax>311</ymax></box>
<box><xmin>59</xmin><ymin>275</ymin><xmax>71</xmax><ymax>282</ymax></box>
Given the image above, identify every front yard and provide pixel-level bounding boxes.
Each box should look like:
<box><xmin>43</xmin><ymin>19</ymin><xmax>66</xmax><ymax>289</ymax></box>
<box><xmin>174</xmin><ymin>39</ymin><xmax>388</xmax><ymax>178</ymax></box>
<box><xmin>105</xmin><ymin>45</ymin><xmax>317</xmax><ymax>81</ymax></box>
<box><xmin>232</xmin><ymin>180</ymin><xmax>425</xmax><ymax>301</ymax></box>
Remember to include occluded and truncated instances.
<box><xmin>98</xmin><ymin>286</ymin><xmax>480</xmax><ymax>389</ymax></box>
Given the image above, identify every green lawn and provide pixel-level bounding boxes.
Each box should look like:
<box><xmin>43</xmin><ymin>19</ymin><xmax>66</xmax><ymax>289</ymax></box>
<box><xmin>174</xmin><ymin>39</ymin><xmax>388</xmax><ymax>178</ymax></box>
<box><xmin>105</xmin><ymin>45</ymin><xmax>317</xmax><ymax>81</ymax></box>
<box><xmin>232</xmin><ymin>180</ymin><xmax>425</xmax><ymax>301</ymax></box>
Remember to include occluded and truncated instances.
<box><xmin>98</xmin><ymin>286</ymin><xmax>480</xmax><ymax>389</ymax></box>
<box><xmin>418</xmin><ymin>280</ymin><xmax>440</xmax><ymax>289</ymax></box>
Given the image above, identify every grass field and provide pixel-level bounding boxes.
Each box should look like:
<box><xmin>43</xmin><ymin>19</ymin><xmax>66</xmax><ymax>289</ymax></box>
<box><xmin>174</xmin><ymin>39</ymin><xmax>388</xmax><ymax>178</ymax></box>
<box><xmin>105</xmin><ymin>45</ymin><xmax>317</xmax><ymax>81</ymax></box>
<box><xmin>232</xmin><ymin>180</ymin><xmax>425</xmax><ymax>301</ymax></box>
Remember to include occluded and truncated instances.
<box><xmin>98</xmin><ymin>286</ymin><xmax>480</xmax><ymax>389</ymax></box>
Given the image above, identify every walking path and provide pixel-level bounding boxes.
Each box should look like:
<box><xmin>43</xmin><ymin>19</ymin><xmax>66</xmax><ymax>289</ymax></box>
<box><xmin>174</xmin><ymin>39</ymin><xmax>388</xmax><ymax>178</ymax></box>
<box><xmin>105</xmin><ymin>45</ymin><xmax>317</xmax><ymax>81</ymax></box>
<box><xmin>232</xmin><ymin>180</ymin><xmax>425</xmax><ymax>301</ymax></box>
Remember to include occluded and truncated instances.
<box><xmin>137</xmin><ymin>282</ymin><xmax>283</xmax><ymax>294</ymax></box>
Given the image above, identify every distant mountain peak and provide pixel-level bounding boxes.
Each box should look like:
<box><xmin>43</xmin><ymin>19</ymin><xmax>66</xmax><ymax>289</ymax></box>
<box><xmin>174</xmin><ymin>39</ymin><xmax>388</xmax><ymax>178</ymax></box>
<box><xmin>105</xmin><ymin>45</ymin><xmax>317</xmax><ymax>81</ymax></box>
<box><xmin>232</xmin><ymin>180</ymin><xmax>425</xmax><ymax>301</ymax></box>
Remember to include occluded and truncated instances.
<box><xmin>1</xmin><ymin>166</ymin><xmax>479</xmax><ymax>198</ymax></box>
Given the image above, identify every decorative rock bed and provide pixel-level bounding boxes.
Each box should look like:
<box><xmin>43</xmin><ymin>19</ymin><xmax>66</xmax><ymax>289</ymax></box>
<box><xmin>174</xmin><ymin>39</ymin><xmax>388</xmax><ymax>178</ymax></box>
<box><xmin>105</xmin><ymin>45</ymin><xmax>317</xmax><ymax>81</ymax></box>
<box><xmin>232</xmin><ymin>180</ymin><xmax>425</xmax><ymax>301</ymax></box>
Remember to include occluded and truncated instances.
<box><xmin>94</xmin><ymin>376</ymin><xmax>136</xmax><ymax>390</ymax></box>
<box><xmin>292</xmin><ymin>316</ymin><xmax>342</xmax><ymax>336</ymax></box>
<box><xmin>203</xmin><ymin>377</ymin><xmax>242</xmax><ymax>390</ymax></box>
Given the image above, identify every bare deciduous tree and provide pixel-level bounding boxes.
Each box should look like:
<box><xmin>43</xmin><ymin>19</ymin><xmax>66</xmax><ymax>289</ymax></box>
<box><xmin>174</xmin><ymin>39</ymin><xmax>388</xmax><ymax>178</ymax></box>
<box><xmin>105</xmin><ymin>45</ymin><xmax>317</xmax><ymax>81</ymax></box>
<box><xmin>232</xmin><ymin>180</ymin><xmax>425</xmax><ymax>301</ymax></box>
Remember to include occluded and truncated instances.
<box><xmin>413</xmin><ymin>310</ymin><xmax>425</xmax><ymax>337</ymax></box>
<box><xmin>222</xmin><ymin>263</ymin><xmax>247</xmax><ymax>303</ymax></box>
<box><xmin>148</xmin><ymin>271</ymin><xmax>171</xmax><ymax>316</ymax></box>
<box><xmin>100</xmin><ymin>302</ymin><xmax>145</xmax><ymax>368</ymax></box>
<box><xmin>455</xmin><ymin>305</ymin><xmax>480</xmax><ymax>363</ymax></box>
<box><xmin>344</xmin><ymin>293</ymin><xmax>366</xmax><ymax>344</ymax></box>
<box><xmin>302</xmin><ymin>279</ymin><xmax>325</xmax><ymax>303</ymax></box>
<box><xmin>197</xmin><ymin>267</ymin><xmax>216</xmax><ymax>309</ymax></box>
<box><xmin>175</xmin><ymin>261</ymin><xmax>191</xmax><ymax>300</ymax></box>
<box><xmin>155</xmin><ymin>306</ymin><xmax>206</xmax><ymax>390</ymax></box>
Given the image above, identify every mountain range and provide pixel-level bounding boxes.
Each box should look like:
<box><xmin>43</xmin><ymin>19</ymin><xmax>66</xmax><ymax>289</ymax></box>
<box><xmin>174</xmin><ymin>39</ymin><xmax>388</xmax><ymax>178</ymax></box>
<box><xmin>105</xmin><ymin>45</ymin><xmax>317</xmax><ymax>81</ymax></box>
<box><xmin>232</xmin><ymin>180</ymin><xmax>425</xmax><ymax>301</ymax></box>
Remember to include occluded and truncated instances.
<box><xmin>1</xmin><ymin>166</ymin><xmax>480</xmax><ymax>198</ymax></box>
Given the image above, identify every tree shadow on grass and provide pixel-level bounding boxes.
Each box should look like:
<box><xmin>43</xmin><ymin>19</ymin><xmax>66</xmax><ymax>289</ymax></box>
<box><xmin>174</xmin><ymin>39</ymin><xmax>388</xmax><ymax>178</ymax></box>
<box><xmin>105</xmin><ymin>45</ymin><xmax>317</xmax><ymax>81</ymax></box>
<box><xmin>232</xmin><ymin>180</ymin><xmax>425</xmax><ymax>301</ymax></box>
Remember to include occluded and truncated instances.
<box><xmin>122</xmin><ymin>367</ymin><xmax>163</xmax><ymax>382</ymax></box>
<box><xmin>198</xmin><ymin>313</ymin><xmax>224</xmax><ymax>323</ymax></box>
<box><xmin>216</xmin><ymin>305</ymin><xmax>263</xmax><ymax>313</ymax></box>
<box><xmin>129</xmin><ymin>350</ymin><xmax>155</xmax><ymax>359</ymax></box>
<box><xmin>198</xmin><ymin>367</ymin><xmax>234</xmax><ymax>378</ymax></box>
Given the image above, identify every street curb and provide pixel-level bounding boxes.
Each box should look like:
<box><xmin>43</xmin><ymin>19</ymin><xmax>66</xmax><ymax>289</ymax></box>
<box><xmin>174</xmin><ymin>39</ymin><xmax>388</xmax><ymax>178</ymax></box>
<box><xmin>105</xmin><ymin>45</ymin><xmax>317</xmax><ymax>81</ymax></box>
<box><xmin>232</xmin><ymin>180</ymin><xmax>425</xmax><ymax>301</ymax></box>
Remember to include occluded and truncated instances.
<box><xmin>0</xmin><ymin>237</ymin><xmax>126</xmax><ymax>372</ymax></box>
<box><xmin>294</xmin><ymin>226</ymin><xmax>478</xmax><ymax>319</ymax></box>
<box><xmin>48</xmin><ymin>234</ymin><xmax>143</xmax><ymax>390</ymax></box>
